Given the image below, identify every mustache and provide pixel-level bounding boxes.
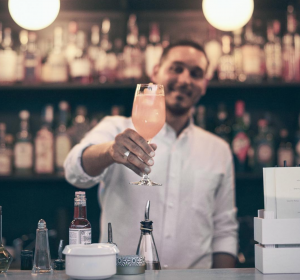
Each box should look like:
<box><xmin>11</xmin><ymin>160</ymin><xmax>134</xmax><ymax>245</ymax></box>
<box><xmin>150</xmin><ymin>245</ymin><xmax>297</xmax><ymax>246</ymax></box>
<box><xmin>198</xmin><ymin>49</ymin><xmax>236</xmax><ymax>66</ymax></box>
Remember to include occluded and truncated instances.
<box><xmin>168</xmin><ymin>82</ymin><xmax>195</xmax><ymax>97</ymax></box>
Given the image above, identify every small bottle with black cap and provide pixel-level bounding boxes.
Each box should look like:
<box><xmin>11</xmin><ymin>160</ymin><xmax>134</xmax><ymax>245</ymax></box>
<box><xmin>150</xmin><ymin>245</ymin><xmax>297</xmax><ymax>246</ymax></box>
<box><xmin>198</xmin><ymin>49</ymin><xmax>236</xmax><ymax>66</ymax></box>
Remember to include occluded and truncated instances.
<box><xmin>136</xmin><ymin>200</ymin><xmax>161</xmax><ymax>270</ymax></box>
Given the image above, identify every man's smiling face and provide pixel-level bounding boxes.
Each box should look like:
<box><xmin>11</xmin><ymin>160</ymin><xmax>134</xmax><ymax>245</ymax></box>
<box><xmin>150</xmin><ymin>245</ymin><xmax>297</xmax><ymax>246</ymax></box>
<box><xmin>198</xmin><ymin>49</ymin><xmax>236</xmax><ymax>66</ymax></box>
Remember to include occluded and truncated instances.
<box><xmin>152</xmin><ymin>46</ymin><xmax>208</xmax><ymax>116</ymax></box>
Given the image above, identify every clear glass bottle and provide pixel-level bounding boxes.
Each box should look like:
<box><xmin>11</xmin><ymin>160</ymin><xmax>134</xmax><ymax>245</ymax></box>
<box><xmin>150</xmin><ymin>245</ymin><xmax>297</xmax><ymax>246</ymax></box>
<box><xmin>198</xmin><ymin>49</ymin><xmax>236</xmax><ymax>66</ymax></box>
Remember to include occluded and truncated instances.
<box><xmin>32</xmin><ymin>219</ymin><xmax>52</xmax><ymax>274</ymax></box>
<box><xmin>218</xmin><ymin>35</ymin><xmax>235</xmax><ymax>81</ymax></box>
<box><xmin>0</xmin><ymin>206</ymin><xmax>13</xmax><ymax>273</ymax></box>
<box><xmin>233</xmin><ymin>29</ymin><xmax>246</xmax><ymax>82</ymax></box>
<box><xmin>65</xmin><ymin>21</ymin><xmax>78</xmax><ymax>67</ymax></box>
<box><xmin>0</xmin><ymin>28</ymin><xmax>17</xmax><ymax>84</ymax></box>
<box><xmin>69</xmin><ymin>191</ymin><xmax>91</xmax><ymax>245</ymax></box>
<box><xmin>265</xmin><ymin>20</ymin><xmax>282</xmax><ymax>81</ymax></box>
<box><xmin>145</xmin><ymin>23</ymin><xmax>163</xmax><ymax>78</ymax></box>
<box><xmin>136</xmin><ymin>201</ymin><xmax>161</xmax><ymax>270</ymax></box>
<box><xmin>231</xmin><ymin>100</ymin><xmax>251</xmax><ymax>173</ymax></box>
<box><xmin>88</xmin><ymin>25</ymin><xmax>101</xmax><ymax>82</ymax></box>
<box><xmin>16</xmin><ymin>30</ymin><xmax>28</xmax><ymax>82</ymax></box>
<box><xmin>277</xmin><ymin>129</ymin><xmax>294</xmax><ymax>167</ymax></box>
<box><xmin>0</xmin><ymin>123</ymin><xmax>12</xmax><ymax>176</ymax></box>
<box><xmin>55</xmin><ymin>101</ymin><xmax>72</xmax><ymax>175</ymax></box>
<box><xmin>34</xmin><ymin>105</ymin><xmax>54</xmax><ymax>174</ymax></box>
<box><xmin>14</xmin><ymin>110</ymin><xmax>33</xmax><ymax>175</ymax></box>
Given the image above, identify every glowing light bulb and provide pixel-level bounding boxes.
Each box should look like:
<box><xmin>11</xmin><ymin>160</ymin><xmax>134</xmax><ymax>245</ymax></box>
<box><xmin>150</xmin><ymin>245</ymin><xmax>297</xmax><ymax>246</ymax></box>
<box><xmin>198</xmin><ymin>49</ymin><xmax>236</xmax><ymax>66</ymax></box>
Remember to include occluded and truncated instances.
<box><xmin>202</xmin><ymin>0</ymin><xmax>254</xmax><ymax>31</ymax></box>
<box><xmin>9</xmin><ymin>0</ymin><xmax>60</xmax><ymax>30</ymax></box>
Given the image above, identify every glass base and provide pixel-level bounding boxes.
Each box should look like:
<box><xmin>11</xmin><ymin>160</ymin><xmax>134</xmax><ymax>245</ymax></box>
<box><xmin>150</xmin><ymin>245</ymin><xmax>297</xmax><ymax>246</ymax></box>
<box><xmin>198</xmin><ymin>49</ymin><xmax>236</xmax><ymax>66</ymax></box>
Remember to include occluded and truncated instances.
<box><xmin>130</xmin><ymin>175</ymin><xmax>161</xmax><ymax>186</ymax></box>
<box><xmin>0</xmin><ymin>246</ymin><xmax>13</xmax><ymax>273</ymax></box>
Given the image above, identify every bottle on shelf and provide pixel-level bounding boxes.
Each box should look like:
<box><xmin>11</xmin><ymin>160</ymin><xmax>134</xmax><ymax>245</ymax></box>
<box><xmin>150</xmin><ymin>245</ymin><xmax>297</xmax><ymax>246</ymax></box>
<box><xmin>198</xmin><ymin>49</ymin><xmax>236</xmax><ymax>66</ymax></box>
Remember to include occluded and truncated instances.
<box><xmin>277</xmin><ymin>128</ymin><xmax>294</xmax><ymax>167</ymax></box>
<box><xmin>0</xmin><ymin>27</ymin><xmax>17</xmax><ymax>84</ymax></box>
<box><xmin>69</xmin><ymin>191</ymin><xmax>91</xmax><ymax>245</ymax></box>
<box><xmin>16</xmin><ymin>30</ymin><xmax>28</xmax><ymax>82</ymax></box>
<box><xmin>145</xmin><ymin>23</ymin><xmax>163</xmax><ymax>78</ymax></box>
<box><xmin>88</xmin><ymin>25</ymin><xmax>101</xmax><ymax>82</ymax></box>
<box><xmin>195</xmin><ymin>105</ymin><xmax>206</xmax><ymax>129</ymax></box>
<box><xmin>254</xmin><ymin>119</ymin><xmax>275</xmax><ymax>171</ymax></box>
<box><xmin>214</xmin><ymin>103</ymin><xmax>231</xmax><ymax>143</ymax></box>
<box><xmin>42</xmin><ymin>27</ymin><xmax>68</xmax><ymax>83</ymax></box>
<box><xmin>282</xmin><ymin>5</ymin><xmax>300</xmax><ymax>82</ymax></box>
<box><xmin>114</xmin><ymin>38</ymin><xmax>125</xmax><ymax>82</ymax></box>
<box><xmin>34</xmin><ymin>105</ymin><xmax>54</xmax><ymax>174</ymax></box>
<box><xmin>231</xmin><ymin>100</ymin><xmax>251</xmax><ymax>173</ymax></box>
<box><xmin>139</xmin><ymin>35</ymin><xmax>148</xmax><ymax>82</ymax></box>
<box><xmin>218</xmin><ymin>35</ymin><xmax>235</xmax><ymax>81</ymax></box>
<box><xmin>24</xmin><ymin>32</ymin><xmax>41</xmax><ymax>83</ymax></box>
<box><xmin>14</xmin><ymin>110</ymin><xmax>33</xmax><ymax>175</ymax></box>
<box><xmin>64</xmin><ymin>21</ymin><xmax>78</xmax><ymax>66</ymax></box>
<box><xmin>264</xmin><ymin>20</ymin><xmax>282</xmax><ymax>81</ymax></box>
<box><xmin>55</xmin><ymin>101</ymin><xmax>72</xmax><ymax>175</ymax></box>
<box><xmin>295</xmin><ymin>113</ymin><xmax>300</xmax><ymax>165</ymax></box>
<box><xmin>0</xmin><ymin>123</ymin><xmax>12</xmax><ymax>176</ymax></box>
<box><xmin>233</xmin><ymin>28</ymin><xmax>246</xmax><ymax>82</ymax></box>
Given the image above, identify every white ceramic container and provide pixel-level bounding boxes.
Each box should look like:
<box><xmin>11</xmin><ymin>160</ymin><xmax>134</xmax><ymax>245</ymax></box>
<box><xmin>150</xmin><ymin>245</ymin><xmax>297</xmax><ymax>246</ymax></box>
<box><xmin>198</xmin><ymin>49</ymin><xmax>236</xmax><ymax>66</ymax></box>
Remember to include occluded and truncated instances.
<box><xmin>63</xmin><ymin>243</ymin><xmax>119</xmax><ymax>279</ymax></box>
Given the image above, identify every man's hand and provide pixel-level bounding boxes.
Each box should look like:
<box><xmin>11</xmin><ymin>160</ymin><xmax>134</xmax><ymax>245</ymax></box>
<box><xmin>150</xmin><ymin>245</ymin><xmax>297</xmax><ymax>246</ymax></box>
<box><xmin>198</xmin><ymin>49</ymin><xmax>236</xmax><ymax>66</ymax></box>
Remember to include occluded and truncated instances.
<box><xmin>108</xmin><ymin>128</ymin><xmax>157</xmax><ymax>176</ymax></box>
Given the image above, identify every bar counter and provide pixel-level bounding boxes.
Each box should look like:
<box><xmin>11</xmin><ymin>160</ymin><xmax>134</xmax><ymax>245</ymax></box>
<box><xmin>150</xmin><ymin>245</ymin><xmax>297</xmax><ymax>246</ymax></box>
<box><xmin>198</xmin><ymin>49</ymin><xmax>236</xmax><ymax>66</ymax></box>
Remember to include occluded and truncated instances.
<box><xmin>1</xmin><ymin>269</ymin><xmax>300</xmax><ymax>280</ymax></box>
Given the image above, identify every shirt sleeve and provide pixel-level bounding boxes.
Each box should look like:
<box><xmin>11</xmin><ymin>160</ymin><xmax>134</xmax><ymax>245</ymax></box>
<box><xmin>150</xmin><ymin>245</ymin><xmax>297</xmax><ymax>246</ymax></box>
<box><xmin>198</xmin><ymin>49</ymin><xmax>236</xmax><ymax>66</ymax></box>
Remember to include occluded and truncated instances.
<box><xmin>212</xmin><ymin>146</ymin><xmax>238</xmax><ymax>257</ymax></box>
<box><xmin>64</xmin><ymin>116</ymin><xmax>122</xmax><ymax>189</ymax></box>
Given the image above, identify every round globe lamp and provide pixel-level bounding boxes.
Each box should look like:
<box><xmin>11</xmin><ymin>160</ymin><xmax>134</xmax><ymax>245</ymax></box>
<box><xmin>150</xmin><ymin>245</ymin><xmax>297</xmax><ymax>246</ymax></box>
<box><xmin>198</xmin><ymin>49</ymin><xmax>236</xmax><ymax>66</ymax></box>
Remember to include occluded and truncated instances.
<box><xmin>8</xmin><ymin>0</ymin><xmax>60</xmax><ymax>30</ymax></box>
<box><xmin>202</xmin><ymin>0</ymin><xmax>254</xmax><ymax>31</ymax></box>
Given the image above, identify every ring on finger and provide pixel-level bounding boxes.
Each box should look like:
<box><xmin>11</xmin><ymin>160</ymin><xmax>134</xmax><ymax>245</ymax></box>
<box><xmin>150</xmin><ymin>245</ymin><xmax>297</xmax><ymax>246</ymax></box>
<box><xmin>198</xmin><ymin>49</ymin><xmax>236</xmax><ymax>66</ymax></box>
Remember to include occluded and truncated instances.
<box><xmin>124</xmin><ymin>150</ymin><xmax>130</xmax><ymax>159</ymax></box>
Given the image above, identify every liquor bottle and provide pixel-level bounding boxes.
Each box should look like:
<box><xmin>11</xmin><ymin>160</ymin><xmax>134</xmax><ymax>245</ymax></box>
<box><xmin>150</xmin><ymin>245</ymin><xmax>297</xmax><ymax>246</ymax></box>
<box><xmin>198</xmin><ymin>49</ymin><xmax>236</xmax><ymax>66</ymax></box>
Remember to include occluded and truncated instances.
<box><xmin>0</xmin><ymin>28</ymin><xmax>17</xmax><ymax>84</ymax></box>
<box><xmin>214</xmin><ymin>103</ymin><xmax>231</xmax><ymax>143</ymax></box>
<box><xmin>0</xmin><ymin>123</ymin><xmax>12</xmax><ymax>176</ymax></box>
<box><xmin>195</xmin><ymin>105</ymin><xmax>206</xmax><ymax>129</ymax></box>
<box><xmin>242</xmin><ymin>22</ymin><xmax>263</xmax><ymax>82</ymax></box>
<box><xmin>88</xmin><ymin>25</ymin><xmax>101</xmax><ymax>82</ymax></box>
<box><xmin>69</xmin><ymin>191</ymin><xmax>91</xmax><ymax>245</ymax></box>
<box><xmin>265</xmin><ymin>21</ymin><xmax>282</xmax><ymax>81</ymax></box>
<box><xmin>69</xmin><ymin>30</ymin><xmax>91</xmax><ymax>83</ymax></box>
<box><xmin>69</xmin><ymin>106</ymin><xmax>90</xmax><ymax>145</ymax></box>
<box><xmin>204</xmin><ymin>25</ymin><xmax>222</xmax><ymax>80</ymax></box>
<box><xmin>42</xmin><ymin>27</ymin><xmax>68</xmax><ymax>83</ymax></box>
<box><xmin>0</xmin><ymin>206</ymin><xmax>13</xmax><ymax>273</ymax></box>
<box><xmin>14</xmin><ymin>110</ymin><xmax>33</xmax><ymax>175</ymax></box>
<box><xmin>277</xmin><ymin>129</ymin><xmax>294</xmax><ymax>167</ymax></box>
<box><xmin>114</xmin><ymin>38</ymin><xmax>125</xmax><ymax>82</ymax></box>
<box><xmin>231</xmin><ymin>100</ymin><xmax>250</xmax><ymax>172</ymax></box>
<box><xmin>24</xmin><ymin>32</ymin><xmax>41</xmax><ymax>83</ymax></box>
<box><xmin>295</xmin><ymin>113</ymin><xmax>300</xmax><ymax>165</ymax></box>
<box><xmin>16</xmin><ymin>30</ymin><xmax>28</xmax><ymax>82</ymax></box>
<box><xmin>55</xmin><ymin>101</ymin><xmax>72</xmax><ymax>174</ymax></box>
<box><xmin>254</xmin><ymin>119</ymin><xmax>274</xmax><ymax>171</ymax></box>
<box><xmin>123</xmin><ymin>14</ymin><xmax>143</xmax><ymax>82</ymax></box>
<box><xmin>5</xmin><ymin>134</ymin><xmax>13</xmax><ymax>173</ymax></box>
<box><xmin>218</xmin><ymin>35</ymin><xmax>235</xmax><ymax>81</ymax></box>
<box><xmin>282</xmin><ymin>5</ymin><xmax>300</xmax><ymax>81</ymax></box>
<box><xmin>139</xmin><ymin>35</ymin><xmax>148</xmax><ymax>82</ymax></box>
<box><xmin>233</xmin><ymin>29</ymin><xmax>246</xmax><ymax>82</ymax></box>
<box><xmin>136</xmin><ymin>201</ymin><xmax>161</xmax><ymax>270</ymax></box>
<box><xmin>34</xmin><ymin>105</ymin><xmax>54</xmax><ymax>174</ymax></box>
<box><xmin>145</xmin><ymin>23</ymin><xmax>163</xmax><ymax>78</ymax></box>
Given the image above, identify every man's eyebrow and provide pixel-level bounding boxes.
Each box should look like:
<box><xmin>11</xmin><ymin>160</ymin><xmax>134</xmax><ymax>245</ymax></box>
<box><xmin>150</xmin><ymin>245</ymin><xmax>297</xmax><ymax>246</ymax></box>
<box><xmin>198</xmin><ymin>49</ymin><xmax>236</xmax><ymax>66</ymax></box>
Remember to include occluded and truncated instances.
<box><xmin>171</xmin><ymin>61</ymin><xmax>205</xmax><ymax>71</ymax></box>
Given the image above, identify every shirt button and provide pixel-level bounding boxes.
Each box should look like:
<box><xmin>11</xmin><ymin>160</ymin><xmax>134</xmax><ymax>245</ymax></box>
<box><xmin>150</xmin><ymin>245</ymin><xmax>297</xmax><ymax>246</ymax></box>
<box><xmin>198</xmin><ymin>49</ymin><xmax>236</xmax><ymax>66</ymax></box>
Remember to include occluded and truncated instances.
<box><xmin>163</xmin><ymin>265</ymin><xmax>168</xmax><ymax>269</ymax></box>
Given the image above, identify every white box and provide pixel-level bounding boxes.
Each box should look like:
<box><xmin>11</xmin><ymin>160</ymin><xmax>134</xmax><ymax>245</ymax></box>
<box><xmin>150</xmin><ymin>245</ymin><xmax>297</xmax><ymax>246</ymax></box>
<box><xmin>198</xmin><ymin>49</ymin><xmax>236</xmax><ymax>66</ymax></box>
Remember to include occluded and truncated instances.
<box><xmin>255</xmin><ymin>244</ymin><xmax>300</xmax><ymax>274</ymax></box>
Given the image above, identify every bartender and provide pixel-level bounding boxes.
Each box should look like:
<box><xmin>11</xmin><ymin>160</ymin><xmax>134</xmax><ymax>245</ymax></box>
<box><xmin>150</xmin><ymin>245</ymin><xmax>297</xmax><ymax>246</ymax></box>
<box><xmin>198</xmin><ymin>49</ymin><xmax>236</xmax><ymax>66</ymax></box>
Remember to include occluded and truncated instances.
<box><xmin>64</xmin><ymin>40</ymin><xmax>238</xmax><ymax>269</ymax></box>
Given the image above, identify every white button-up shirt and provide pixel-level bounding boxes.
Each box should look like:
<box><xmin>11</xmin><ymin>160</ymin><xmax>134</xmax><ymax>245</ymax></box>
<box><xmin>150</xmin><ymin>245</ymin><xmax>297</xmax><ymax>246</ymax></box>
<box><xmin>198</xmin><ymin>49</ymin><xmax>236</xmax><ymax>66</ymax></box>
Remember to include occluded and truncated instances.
<box><xmin>64</xmin><ymin>116</ymin><xmax>238</xmax><ymax>269</ymax></box>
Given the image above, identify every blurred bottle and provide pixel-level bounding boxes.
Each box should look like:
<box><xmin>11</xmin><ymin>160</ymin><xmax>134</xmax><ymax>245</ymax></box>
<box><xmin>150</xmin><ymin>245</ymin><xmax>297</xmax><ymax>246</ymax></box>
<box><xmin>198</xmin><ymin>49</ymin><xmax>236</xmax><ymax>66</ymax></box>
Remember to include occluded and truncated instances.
<box><xmin>254</xmin><ymin>119</ymin><xmax>274</xmax><ymax>171</ymax></box>
<box><xmin>55</xmin><ymin>101</ymin><xmax>72</xmax><ymax>174</ymax></box>
<box><xmin>265</xmin><ymin>20</ymin><xmax>282</xmax><ymax>81</ymax></box>
<box><xmin>214</xmin><ymin>103</ymin><xmax>231</xmax><ymax>143</ymax></box>
<box><xmin>295</xmin><ymin>113</ymin><xmax>300</xmax><ymax>165</ymax></box>
<box><xmin>70</xmin><ymin>30</ymin><xmax>91</xmax><ymax>83</ymax></box>
<box><xmin>282</xmin><ymin>5</ymin><xmax>300</xmax><ymax>81</ymax></box>
<box><xmin>139</xmin><ymin>35</ymin><xmax>148</xmax><ymax>82</ymax></box>
<box><xmin>231</xmin><ymin>101</ymin><xmax>250</xmax><ymax>172</ymax></box>
<box><xmin>42</xmin><ymin>27</ymin><xmax>68</xmax><ymax>83</ymax></box>
<box><xmin>277</xmin><ymin>128</ymin><xmax>294</xmax><ymax>167</ymax></box>
<box><xmin>0</xmin><ymin>123</ymin><xmax>12</xmax><ymax>176</ymax></box>
<box><xmin>65</xmin><ymin>21</ymin><xmax>78</xmax><ymax>66</ymax></box>
<box><xmin>123</xmin><ymin>14</ymin><xmax>143</xmax><ymax>82</ymax></box>
<box><xmin>5</xmin><ymin>134</ymin><xmax>13</xmax><ymax>173</ymax></box>
<box><xmin>14</xmin><ymin>110</ymin><xmax>33</xmax><ymax>175</ymax></box>
<box><xmin>233</xmin><ymin>28</ymin><xmax>246</xmax><ymax>82</ymax></box>
<box><xmin>145</xmin><ymin>23</ymin><xmax>163</xmax><ymax>78</ymax></box>
<box><xmin>69</xmin><ymin>106</ymin><xmax>90</xmax><ymax>145</ymax></box>
<box><xmin>218</xmin><ymin>35</ymin><xmax>235</xmax><ymax>81</ymax></box>
<box><xmin>0</xmin><ymin>28</ymin><xmax>17</xmax><ymax>84</ymax></box>
<box><xmin>242</xmin><ymin>22</ymin><xmax>263</xmax><ymax>82</ymax></box>
<box><xmin>114</xmin><ymin>38</ymin><xmax>125</xmax><ymax>82</ymax></box>
<box><xmin>16</xmin><ymin>30</ymin><xmax>28</xmax><ymax>82</ymax></box>
<box><xmin>88</xmin><ymin>25</ymin><xmax>101</xmax><ymax>82</ymax></box>
<box><xmin>195</xmin><ymin>105</ymin><xmax>206</xmax><ymax>129</ymax></box>
<box><xmin>34</xmin><ymin>105</ymin><xmax>54</xmax><ymax>174</ymax></box>
<box><xmin>24</xmin><ymin>32</ymin><xmax>41</xmax><ymax>83</ymax></box>
<box><xmin>204</xmin><ymin>25</ymin><xmax>222</xmax><ymax>80</ymax></box>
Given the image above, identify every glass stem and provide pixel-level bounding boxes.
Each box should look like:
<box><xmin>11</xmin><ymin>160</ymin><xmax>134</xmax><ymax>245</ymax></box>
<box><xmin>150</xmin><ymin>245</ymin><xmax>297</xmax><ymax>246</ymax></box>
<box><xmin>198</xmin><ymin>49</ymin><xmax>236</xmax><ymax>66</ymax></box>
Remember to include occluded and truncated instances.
<box><xmin>142</xmin><ymin>140</ymin><xmax>152</xmax><ymax>180</ymax></box>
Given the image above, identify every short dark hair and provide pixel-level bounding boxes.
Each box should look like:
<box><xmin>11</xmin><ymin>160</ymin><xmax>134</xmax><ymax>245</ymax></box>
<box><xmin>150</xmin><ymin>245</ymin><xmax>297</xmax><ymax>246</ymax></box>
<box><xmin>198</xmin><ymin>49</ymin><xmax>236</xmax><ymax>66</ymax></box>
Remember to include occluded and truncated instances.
<box><xmin>159</xmin><ymin>40</ymin><xmax>209</xmax><ymax>68</ymax></box>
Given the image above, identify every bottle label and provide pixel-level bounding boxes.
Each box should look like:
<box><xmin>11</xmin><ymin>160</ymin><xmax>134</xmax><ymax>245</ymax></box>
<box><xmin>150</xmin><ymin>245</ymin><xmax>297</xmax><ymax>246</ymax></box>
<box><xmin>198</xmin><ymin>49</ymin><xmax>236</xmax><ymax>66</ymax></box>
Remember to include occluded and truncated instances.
<box><xmin>14</xmin><ymin>142</ymin><xmax>33</xmax><ymax>169</ymax></box>
<box><xmin>0</xmin><ymin>153</ymin><xmax>11</xmax><ymax>175</ymax></box>
<box><xmin>55</xmin><ymin>135</ymin><xmax>72</xmax><ymax>168</ymax></box>
<box><xmin>257</xmin><ymin>143</ymin><xmax>272</xmax><ymax>163</ymax></box>
<box><xmin>35</xmin><ymin>132</ymin><xmax>54</xmax><ymax>174</ymax></box>
<box><xmin>69</xmin><ymin>229</ymin><xmax>91</xmax><ymax>245</ymax></box>
<box><xmin>232</xmin><ymin>132</ymin><xmax>250</xmax><ymax>163</ymax></box>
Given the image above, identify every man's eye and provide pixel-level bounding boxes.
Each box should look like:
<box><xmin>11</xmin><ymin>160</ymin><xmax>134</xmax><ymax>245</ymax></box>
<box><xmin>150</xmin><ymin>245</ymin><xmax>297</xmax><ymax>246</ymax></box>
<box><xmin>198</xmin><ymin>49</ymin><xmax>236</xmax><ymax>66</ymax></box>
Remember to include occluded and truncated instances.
<box><xmin>190</xmin><ymin>68</ymin><xmax>204</xmax><ymax>79</ymax></box>
<box><xmin>170</xmin><ymin>65</ymin><xmax>184</xmax><ymax>74</ymax></box>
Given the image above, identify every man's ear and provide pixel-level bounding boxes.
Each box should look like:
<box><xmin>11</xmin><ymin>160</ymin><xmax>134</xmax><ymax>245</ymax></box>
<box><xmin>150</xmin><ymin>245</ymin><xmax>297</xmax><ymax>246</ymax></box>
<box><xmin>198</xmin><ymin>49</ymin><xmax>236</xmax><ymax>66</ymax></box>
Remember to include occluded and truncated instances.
<box><xmin>151</xmin><ymin>64</ymin><xmax>160</xmax><ymax>83</ymax></box>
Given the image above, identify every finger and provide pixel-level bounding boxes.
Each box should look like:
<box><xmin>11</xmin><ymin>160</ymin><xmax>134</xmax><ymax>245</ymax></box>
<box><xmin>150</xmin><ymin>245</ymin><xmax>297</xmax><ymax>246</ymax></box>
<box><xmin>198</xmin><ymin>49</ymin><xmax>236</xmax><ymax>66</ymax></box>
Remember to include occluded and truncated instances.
<box><xmin>150</xmin><ymin>143</ymin><xmax>157</xmax><ymax>151</ymax></box>
<box><xmin>124</xmin><ymin>162</ymin><xmax>143</xmax><ymax>177</ymax></box>
<box><xmin>127</xmin><ymin>152</ymin><xmax>151</xmax><ymax>174</ymax></box>
<box><xmin>123</xmin><ymin>137</ymin><xmax>154</xmax><ymax>166</ymax></box>
<box><xmin>126</xmin><ymin>129</ymin><xmax>155</xmax><ymax>157</ymax></box>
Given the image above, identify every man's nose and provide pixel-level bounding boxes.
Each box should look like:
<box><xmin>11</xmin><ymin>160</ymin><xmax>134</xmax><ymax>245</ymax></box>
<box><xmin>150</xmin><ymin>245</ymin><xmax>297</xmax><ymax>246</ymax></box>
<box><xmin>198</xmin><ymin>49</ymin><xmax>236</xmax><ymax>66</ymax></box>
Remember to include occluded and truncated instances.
<box><xmin>177</xmin><ymin>68</ymin><xmax>192</xmax><ymax>85</ymax></box>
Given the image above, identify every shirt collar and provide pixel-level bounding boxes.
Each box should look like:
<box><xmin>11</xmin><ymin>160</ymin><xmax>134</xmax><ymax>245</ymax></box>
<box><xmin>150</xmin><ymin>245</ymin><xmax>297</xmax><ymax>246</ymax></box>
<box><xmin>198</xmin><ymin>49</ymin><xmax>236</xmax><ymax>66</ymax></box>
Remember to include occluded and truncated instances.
<box><xmin>161</xmin><ymin>117</ymin><xmax>194</xmax><ymax>138</ymax></box>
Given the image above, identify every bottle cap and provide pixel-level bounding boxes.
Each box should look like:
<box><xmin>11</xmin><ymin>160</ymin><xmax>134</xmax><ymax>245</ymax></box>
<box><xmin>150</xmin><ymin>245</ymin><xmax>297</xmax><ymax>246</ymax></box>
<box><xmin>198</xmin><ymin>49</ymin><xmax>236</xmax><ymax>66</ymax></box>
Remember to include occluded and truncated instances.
<box><xmin>117</xmin><ymin>255</ymin><xmax>145</xmax><ymax>275</ymax></box>
<box><xmin>21</xmin><ymin>250</ymin><xmax>33</xmax><ymax>270</ymax></box>
<box><xmin>53</xmin><ymin>259</ymin><xmax>65</xmax><ymax>270</ymax></box>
